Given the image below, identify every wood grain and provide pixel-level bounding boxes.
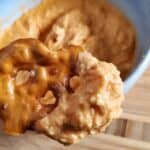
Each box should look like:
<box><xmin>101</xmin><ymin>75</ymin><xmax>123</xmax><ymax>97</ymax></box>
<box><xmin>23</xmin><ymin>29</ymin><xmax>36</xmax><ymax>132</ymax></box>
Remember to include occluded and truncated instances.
<box><xmin>0</xmin><ymin>131</ymin><xmax>150</xmax><ymax>150</ymax></box>
<box><xmin>125</xmin><ymin>121</ymin><xmax>144</xmax><ymax>140</ymax></box>
<box><xmin>123</xmin><ymin>68</ymin><xmax>150</xmax><ymax>122</ymax></box>
<box><xmin>106</xmin><ymin>120</ymin><xmax>127</xmax><ymax>136</ymax></box>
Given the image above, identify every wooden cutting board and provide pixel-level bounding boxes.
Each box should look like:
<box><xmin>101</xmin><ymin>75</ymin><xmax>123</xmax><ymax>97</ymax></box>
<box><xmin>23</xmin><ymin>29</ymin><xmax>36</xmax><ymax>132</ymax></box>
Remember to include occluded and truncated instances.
<box><xmin>0</xmin><ymin>67</ymin><xmax>149</xmax><ymax>150</ymax></box>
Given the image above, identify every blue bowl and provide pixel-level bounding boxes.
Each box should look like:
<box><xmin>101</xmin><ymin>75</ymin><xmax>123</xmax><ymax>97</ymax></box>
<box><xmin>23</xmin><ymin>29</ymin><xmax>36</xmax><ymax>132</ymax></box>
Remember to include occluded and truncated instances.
<box><xmin>0</xmin><ymin>0</ymin><xmax>150</xmax><ymax>93</ymax></box>
<box><xmin>109</xmin><ymin>0</ymin><xmax>150</xmax><ymax>93</ymax></box>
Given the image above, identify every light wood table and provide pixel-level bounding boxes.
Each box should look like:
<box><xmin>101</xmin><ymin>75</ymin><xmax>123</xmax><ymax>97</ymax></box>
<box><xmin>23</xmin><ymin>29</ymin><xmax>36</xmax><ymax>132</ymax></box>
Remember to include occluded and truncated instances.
<box><xmin>0</xmin><ymin>67</ymin><xmax>149</xmax><ymax>150</ymax></box>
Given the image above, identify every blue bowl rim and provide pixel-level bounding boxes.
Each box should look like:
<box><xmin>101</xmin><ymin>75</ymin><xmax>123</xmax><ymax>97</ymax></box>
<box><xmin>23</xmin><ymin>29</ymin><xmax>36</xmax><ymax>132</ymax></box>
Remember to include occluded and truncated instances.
<box><xmin>124</xmin><ymin>47</ymin><xmax>150</xmax><ymax>93</ymax></box>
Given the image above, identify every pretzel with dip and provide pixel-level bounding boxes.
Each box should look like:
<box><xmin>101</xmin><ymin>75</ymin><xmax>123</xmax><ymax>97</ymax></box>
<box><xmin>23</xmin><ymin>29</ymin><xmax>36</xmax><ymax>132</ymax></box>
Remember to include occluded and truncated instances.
<box><xmin>0</xmin><ymin>39</ymin><xmax>123</xmax><ymax>144</ymax></box>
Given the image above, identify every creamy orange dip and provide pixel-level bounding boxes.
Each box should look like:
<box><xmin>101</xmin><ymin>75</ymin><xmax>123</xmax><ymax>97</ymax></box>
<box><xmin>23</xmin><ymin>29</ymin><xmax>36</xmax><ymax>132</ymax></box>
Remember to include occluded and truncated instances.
<box><xmin>0</xmin><ymin>0</ymin><xmax>136</xmax><ymax>79</ymax></box>
<box><xmin>0</xmin><ymin>0</ymin><xmax>131</xmax><ymax>144</ymax></box>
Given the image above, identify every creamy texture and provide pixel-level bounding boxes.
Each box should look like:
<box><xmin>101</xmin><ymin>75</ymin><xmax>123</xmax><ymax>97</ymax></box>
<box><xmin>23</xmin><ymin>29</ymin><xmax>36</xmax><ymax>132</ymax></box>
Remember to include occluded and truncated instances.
<box><xmin>35</xmin><ymin>51</ymin><xmax>123</xmax><ymax>144</ymax></box>
<box><xmin>0</xmin><ymin>39</ymin><xmax>123</xmax><ymax>144</ymax></box>
<box><xmin>44</xmin><ymin>7</ymin><xmax>135</xmax><ymax>79</ymax></box>
<box><xmin>0</xmin><ymin>0</ymin><xmax>135</xmax><ymax>79</ymax></box>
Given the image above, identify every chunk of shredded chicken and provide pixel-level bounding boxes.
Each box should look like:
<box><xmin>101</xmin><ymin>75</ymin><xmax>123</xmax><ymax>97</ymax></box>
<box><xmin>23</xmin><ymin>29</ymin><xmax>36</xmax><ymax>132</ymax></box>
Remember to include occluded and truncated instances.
<box><xmin>35</xmin><ymin>51</ymin><xmax>123</xmax><ymax>144</ymax></box>
<box><xmin>45</xmin><ymin>10</ymin><xmax>90</xmax><ymax>51</ymax></box>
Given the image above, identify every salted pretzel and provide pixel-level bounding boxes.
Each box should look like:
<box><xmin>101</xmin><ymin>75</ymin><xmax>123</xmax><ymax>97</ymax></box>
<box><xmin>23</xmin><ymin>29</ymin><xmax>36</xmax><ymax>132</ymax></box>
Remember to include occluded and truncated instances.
<box><xmin>0</xmin><ymin>39</ymin><xmax>123</xmax><ymax>144</ymax></box>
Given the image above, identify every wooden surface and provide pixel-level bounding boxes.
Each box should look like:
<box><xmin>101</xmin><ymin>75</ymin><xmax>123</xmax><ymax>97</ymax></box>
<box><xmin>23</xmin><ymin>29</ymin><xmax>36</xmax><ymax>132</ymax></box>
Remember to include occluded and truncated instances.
<box><xmin>122</xmin><ymin>67</ymin><xmax>150</xmax><ymax>123</ymax></box>
<box><xmin>0</xmin><ymin>67</ymin><xmax>149</xmax><ymax>150</ymax></box>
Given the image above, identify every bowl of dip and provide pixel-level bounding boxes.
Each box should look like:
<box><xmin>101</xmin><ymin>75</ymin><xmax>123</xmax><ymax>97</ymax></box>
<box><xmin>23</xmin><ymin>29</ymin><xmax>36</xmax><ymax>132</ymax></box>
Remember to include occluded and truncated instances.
<box><xmin>0</xmin><ymin>0</ymin><xmax>150</xmax><ymax>94</ymax></box>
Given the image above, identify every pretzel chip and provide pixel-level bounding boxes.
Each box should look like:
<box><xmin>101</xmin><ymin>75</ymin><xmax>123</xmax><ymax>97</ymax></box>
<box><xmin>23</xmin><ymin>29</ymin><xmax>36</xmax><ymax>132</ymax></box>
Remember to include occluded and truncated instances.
<box><xmin>0</xmin><ymin>39</ymin><xmax>123</xmax><ymax>144</ymax></box>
